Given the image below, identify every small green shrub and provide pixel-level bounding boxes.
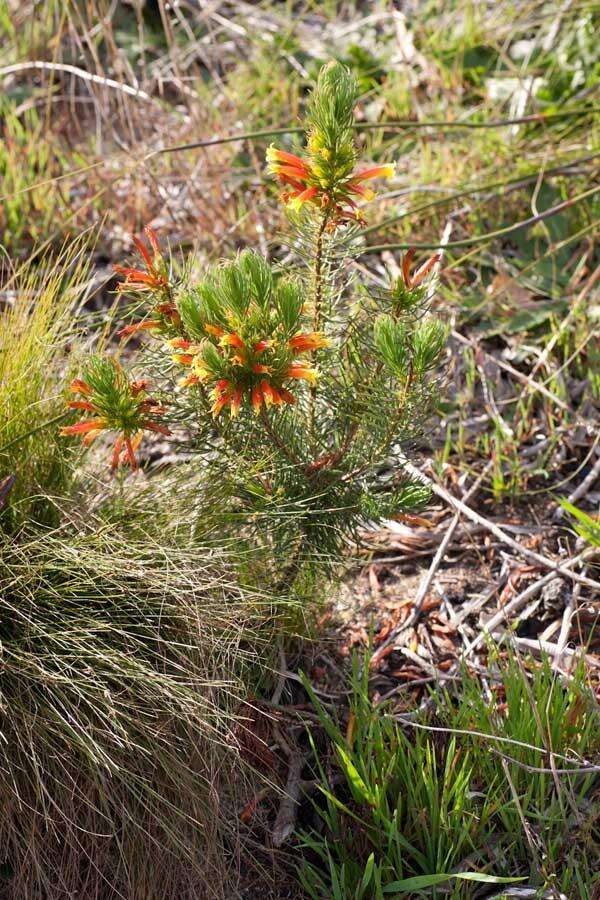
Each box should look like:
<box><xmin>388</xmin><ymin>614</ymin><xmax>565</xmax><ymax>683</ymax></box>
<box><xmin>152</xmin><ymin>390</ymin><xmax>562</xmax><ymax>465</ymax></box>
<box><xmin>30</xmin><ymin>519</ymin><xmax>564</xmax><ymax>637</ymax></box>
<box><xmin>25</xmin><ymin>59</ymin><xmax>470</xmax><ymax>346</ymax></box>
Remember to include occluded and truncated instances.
<box><xmin>62</xmin><ymin>61</ymin><xmax>445</xmax><ymax>584</ymax></box>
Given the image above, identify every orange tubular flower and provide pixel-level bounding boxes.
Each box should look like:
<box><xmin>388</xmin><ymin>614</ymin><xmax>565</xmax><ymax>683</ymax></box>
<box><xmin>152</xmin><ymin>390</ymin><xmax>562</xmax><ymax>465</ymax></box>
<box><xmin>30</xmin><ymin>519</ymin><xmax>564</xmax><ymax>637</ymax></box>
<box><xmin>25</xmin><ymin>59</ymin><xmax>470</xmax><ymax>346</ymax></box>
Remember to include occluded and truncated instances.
<box><xmin>211</xmin><ymin>380</ymin><xmax>234</xmax><ymax>417</ymax></box>
<box><xmin>346</xmin><ymin>164</ymin><xmax>396</xmax><ymax>201</ymax></box>
<box><xmin>252</xmin><ymin>363</ymin><xmax>272</xmax><ymax>375</ymax></box>
<box><xmin>260</xmin><ymin>380</ymin><xmax>276</xmax><ymax>407</ymax></box>
<box><xmin>167</xmin><ymin>338</ymin><xmax>193</xmax><ymax>351</ymax></box>
<box><xmin>67</xmin><ymin>400</ymin><xmax>95</xmax><ymax>411</ymax></box>
<box><xmin>205</xmin><ymin>324</ymin><xmax>225</xmax><ymax>338</ymax></box>
<box><xmin>288</xmin><ymin>332</ymin><xmax>330</xmax><ymax>353</ymax></box>
<box><xmin>253</xmin><ymin>339</ymin><xmax>272</xmax><ymax>355</ymax></box>
<box><xmin>401</xmin><ymin>247</ymin><xmax>442</xmax><ymax>289</ymax></box>
<box><xmin>69</xmin><ymin>378</ymin><xmax>91</xmax><ymax>395</ymax></box>
<box><xmin>251</xmin><ymin>384</ymin><xmax>264</xmax><ymax>415</ymax></box>
<box><xmin>220</xmin><ymin>332</ymin><xmax>245</xmax><ymax>350</ymax></box>
<box><xmin>229</xmin><ymin>387</ymin><xmax>243</xmax><ymax>418</ymax></box>
<box><xmin>172</xmin><ymin>353</ymin><xmax>196</xmax><ymax>366</ymax></box>
<box><xmin>266</xmin><ymin>145</ymin><xmax>395</xmax><ymax>225</ymax></box>
<box><xmin>61</xmin><ymin>418</ymin><xmax>108</xmax><ymax>444</ymax></box>
<box><xmin>114</xmin><ymin>226</ymin><xmax>170</xmax><ymax>293</ymax></box>
<box><xmin>284</xmin><ymin>362</ymin><xmax>319</xmax><ymax>384</ymax></box>
<box><xmin>117</xmin><ymin>320</ymin><xmax>163</xmax><ymax>338</ymax></box>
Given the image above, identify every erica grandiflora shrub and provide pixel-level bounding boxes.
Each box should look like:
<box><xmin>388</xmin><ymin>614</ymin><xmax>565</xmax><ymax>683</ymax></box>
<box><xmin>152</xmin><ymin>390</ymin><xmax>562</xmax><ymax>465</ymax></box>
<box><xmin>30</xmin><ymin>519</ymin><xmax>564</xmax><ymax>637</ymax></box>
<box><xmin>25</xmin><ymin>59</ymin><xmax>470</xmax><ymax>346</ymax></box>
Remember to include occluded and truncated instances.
<box><xmin>63</xmin><ymin>61</ymin><xmax>446</xmax><ymax>570</ymax></box>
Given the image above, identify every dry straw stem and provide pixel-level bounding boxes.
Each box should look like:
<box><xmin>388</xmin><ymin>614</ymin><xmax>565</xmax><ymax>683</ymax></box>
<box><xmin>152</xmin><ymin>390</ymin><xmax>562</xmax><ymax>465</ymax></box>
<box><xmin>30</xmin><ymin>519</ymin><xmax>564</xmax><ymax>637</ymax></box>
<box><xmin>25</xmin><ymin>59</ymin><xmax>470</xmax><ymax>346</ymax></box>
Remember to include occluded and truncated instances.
<box><xmin>0</xmin><ymin>61</ymin><xmax>154</xmax><ymax>101</ymax></box>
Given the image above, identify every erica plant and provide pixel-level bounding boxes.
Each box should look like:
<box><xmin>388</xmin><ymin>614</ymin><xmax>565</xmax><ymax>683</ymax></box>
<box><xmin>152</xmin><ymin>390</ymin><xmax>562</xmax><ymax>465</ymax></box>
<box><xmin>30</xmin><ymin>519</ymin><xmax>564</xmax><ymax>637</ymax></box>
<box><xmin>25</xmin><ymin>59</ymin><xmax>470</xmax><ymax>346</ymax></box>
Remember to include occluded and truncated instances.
<box><xmin>64</xmin><ymin>61</ymin><xmax>447</xmax><ymax>577</ymax></box>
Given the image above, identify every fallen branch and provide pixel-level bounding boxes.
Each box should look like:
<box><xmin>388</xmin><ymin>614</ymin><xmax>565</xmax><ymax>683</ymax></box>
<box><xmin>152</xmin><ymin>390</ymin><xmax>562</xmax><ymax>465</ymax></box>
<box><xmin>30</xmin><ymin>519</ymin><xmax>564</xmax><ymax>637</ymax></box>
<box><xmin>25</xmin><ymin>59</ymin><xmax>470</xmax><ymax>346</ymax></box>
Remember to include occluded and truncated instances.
<box><xmin>0</xmin><ymin>61</ymin><xmax>153</xmax><ymax>102</ymax></box>
<box><xmin>401</xmin><ymin>461</ymin><xmax>600</xmax><ymax>592</ymax></box>
<box><xmin>271</xmin><ymin>752</ymin><xmax>306</xmax><ymax>847</ymax></box>
<box><xmin>460</xmin><ymin>551</ymin><xmax>593</xmax><ymax>656</ymax></box>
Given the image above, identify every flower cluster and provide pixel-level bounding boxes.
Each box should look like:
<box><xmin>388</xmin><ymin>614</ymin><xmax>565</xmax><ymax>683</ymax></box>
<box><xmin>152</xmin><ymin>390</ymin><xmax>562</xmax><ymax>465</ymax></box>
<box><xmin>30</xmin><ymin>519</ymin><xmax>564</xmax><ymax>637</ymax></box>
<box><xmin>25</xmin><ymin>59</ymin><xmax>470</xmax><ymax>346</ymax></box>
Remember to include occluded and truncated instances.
<box><xmin>266</xmin><ymin>61</ymin><xmax>394</xmax><ymax>226</ymax></box>
<box><xmin>173</xmin><ymin>250</ymin><xmax>327</xmax><ymax>417</ymax></box>
<box><xmin>266</xmin><ymin>147</ymin><xmax>394</xmax><ymax>226</ymax></box>
<box><xmin>115</xmin><ymin>226</ymin><xmax>181</xmax><ymax>338</ymax></box>
<box><xmin>61</xmin><ymin>357</ymin><xmax>170</xmax><ymax>470</ymax></box>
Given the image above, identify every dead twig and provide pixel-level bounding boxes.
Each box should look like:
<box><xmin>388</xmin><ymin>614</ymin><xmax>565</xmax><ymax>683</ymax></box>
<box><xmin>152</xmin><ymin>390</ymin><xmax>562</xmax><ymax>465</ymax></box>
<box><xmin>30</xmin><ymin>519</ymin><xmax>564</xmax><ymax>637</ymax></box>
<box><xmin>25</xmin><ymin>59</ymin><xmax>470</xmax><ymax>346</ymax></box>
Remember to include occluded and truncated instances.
<box><xmin>0</xmin><ymin>61</ymin><xmax>154</xmax><ymax>102</ymax></box>
<box><xmin>401</xmin><ymin>461</ymin><xmax>600</xmax><ymax>592</ymax></box>
<box><xmin>553</xmin><ymin>579</ymin><xmax>581</xmax><ymax>672</ymax></box>
<box><xmin>461</xmin><ymin>554</ymin><xmax>588</xmax><ymax>656</ymax></box>
<box><xmin>371</xmin><ymin>465</ymin><xmax>491</xmax><ymax>667</ymax></box>
<box><xmin>490</xmin><ymin>748</ymin><xmax>600</xmax><ymax>776</ymax></box>
<box><xmin>510</xmin><ymin>635</ymin><xmax>598</xmax><ymax>668</ymax></box>
<box><xmin>271</xmin><ymin>751</ymin><xmax>307</xmax><ymax>847</ymax></box>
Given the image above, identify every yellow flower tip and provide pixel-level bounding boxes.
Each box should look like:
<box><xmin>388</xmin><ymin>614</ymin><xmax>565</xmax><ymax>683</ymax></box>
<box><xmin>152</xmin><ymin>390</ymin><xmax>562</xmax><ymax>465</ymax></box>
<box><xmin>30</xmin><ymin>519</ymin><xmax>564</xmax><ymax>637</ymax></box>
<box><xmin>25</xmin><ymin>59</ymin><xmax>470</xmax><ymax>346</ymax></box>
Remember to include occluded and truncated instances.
<box><xmin>288</xmin><ymin>332</ymin><xmax>330</xmax><ymax>353</ymax></box>
<box><xmin>288</xmin><ymin>185</ymin><xmax>319</xmax><ymax>211</ymax></box>
<box><xmin>191</xmin><ymin>360</ymin><xmax>211</xmax><ymax>381</ymax></box>
<box><xmin>229</xmin><ymin>391</ymin><xmax>242</xmax><ymax>418</ymax></box>
<box><xmin>204</xmin><ymin>323</ymin><xmax>225</xmax><ymax>338</ymax></box>
<box><xmin>260</xmin><ymin>380</ymin><xmax>276</xmax><ymax>407</ymax></box>
<box><xmin>265</xmin><ymin>144</ymin><xmax>279</xmax><ymax>165</ymax></box>
<box><xmin>171</xmin><ymin>353</ymin><xmax>195</xmax><ymax>366</ymax></box>
<box><xmin>220</xmin><ymin>332</ymin><xmax>245</xmax><ymax>351</ymax></box>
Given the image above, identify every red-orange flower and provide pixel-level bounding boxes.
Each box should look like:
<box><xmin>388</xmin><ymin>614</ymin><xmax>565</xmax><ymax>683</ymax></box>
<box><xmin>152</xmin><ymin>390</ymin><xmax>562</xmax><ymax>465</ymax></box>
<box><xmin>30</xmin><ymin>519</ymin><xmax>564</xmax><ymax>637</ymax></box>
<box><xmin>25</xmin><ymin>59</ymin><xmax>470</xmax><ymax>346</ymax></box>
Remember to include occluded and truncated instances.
<box><xmin>284</xmin><ymin>362</ymin><xmax>319</xmax><ymax>384</ymax></box>
<box><xmin>114</xmin><ymin>226</ymin><xmax>169</xmax><ymax>293</ymax></box>
<box><xmin>266</xmin><ymin>145</ymin><xmax>394</xmax><ymax>226</ymax></box>
<box><xmin>288</xmin><ymin>332</ymin><xmax>330</xmax><ymax>354</ymax></box>
<box><xmin>61</xmin><ymin>365</ymin><xmax>171</xmax><ymax>471</ymax></box>
<box><xmin>401</xmin><ymin>248</ymin><xmax>442</xmax><ymax>289</ymax></box>
<box><xmin>115</xmin><ymin>230</ymin><xmax>182</xmax><ymax>340</ymax></box>
<box><xmin>220</xmin><ymin>332</ymin><xmax>245</xmax><ymax>350</ymax></box>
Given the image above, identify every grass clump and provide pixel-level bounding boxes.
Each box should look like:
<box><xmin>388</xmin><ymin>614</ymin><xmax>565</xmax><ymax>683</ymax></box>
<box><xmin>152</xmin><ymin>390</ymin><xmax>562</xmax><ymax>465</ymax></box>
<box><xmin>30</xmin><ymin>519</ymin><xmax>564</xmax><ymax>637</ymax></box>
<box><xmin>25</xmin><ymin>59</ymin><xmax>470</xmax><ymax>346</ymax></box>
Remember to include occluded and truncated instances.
<box><xmin>0</xmin><ymin>523</ymin><xmax>278</xmax><ymax>899</ymax></box>
<box><xmin>299</xmin><ymin>651</ymin><xmax>599</xmax><ymax>898</ymax></box>
<box><xmin>0</xmin><ymin>242</ymin><xmax>91</xmax><ymax>533</ymax></box>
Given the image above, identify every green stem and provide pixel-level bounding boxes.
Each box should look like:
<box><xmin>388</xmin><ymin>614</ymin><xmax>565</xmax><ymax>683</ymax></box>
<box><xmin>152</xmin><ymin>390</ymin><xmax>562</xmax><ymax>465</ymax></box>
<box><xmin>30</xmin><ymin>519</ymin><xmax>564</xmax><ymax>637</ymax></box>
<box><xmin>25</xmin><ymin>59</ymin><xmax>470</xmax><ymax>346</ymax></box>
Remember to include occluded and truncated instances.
<box><xmin>312</xmin><ymin>213</ymin><xmax>329</xmax><ymax>333</ymax></box>
<box><xmin>259</xmin><ymin>407</ymin><xmax>302</xmax><ymax>468</ymax></box>
<box><xmin>308</xmin><ymin>212</ymin><xmax>329</xmax><ymax>441</ymax></box>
